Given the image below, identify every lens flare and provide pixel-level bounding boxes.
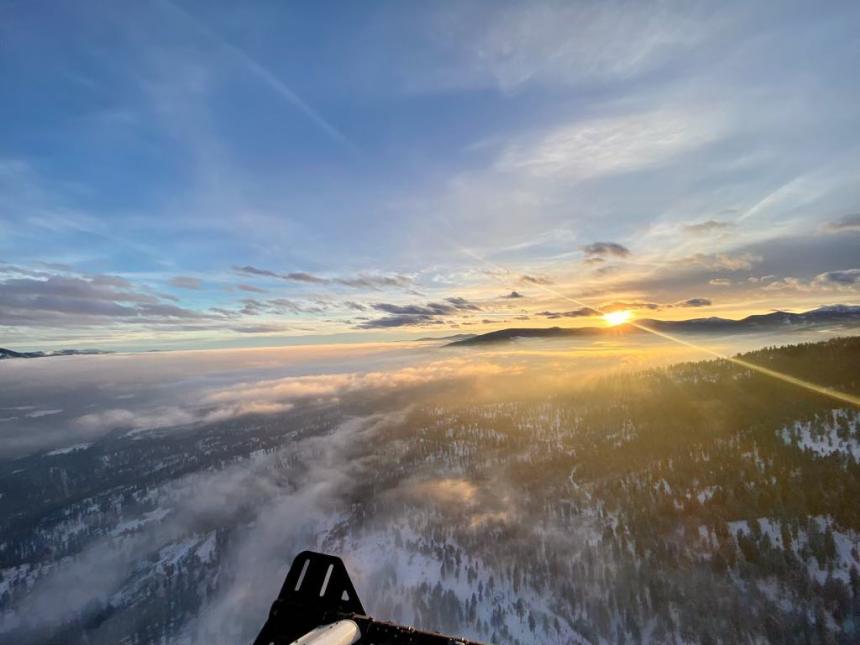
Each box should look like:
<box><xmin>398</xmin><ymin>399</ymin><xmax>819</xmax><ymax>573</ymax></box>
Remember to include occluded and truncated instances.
<box><xmin>603</xmin><ymin>310</ymin><xmax>632</xmax><ymax>326</ymax></box>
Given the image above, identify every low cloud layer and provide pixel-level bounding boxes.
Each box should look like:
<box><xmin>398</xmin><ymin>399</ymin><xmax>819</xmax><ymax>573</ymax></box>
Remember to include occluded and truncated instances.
<box><xmin>5</xmin><ymin>409</ymin><xmax>406</xmax><ymax>642</ymax></box>
<box><xmin>0</xmin><ymin>348</ymin><xmax>512</xmax><ymax>457</ymax></box>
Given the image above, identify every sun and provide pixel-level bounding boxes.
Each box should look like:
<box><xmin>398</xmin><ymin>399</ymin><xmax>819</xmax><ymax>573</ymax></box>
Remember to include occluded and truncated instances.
<box><xmin>603</xmin><ymin>310</ymin><xmax>633</xmax><ymax>326</ymax></box>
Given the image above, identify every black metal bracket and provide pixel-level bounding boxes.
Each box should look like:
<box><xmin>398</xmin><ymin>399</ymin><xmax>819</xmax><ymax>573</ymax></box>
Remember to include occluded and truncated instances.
<box><xmin>280</xmin><ymin>551</ymin><xmax>366</xmax><ymax>616</ymax></box>
<box><xmin>254</xmin><ymin>550</ymin><xmax>485</xmax><ymax>645</ymax></box>
<box><xmin>254</xmin><ymin>551</ymin><xmax>364</xmax><ymax>644</ymax></box>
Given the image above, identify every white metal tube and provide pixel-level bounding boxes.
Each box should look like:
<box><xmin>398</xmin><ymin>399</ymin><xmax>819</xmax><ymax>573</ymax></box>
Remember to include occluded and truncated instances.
<box><xmin>290</xmin><ymin>619</ymin><xmax>361</xmax><ymax>645</ymax></box>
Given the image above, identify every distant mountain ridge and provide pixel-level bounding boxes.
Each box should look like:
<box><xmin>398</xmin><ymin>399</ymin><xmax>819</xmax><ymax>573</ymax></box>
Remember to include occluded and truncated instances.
<box><xmin>414</xmin><ymin>333</ymin><xmax>478</xmax><ymax>343</ymax></box>
<box><xmin>446</xmin><ymin>305</ymin><xmax>860</xmax><ymax>346</ymax></box>
<box><xmin>0</xmin><ymin>348</ymin><xmax>112</xmax><ymax>360</ymax></box>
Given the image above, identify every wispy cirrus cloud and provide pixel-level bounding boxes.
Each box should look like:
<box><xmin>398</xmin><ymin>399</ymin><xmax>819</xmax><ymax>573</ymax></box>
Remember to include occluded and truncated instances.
<box><xmin>357</xmin><ymin>297</ymin><xmax>481</xmax><ymax>329</ymax></box>
<box><xmin>602</xmin><ymin>301</ymin><xmax>660</xmax><ymax>313</ymax></box>
<box><xmin>676</xmin><ymin>252</ymin><xmax>760</xmax><ymax>272</ymax></box>
<box><xmin>816</xmin><ymin>269</ymin><xmax>860</xmax><ymax>285</ymax></box>
<box><xmin>233</xmin><ymin>265</ymin><xmax>279</xmax><ymax>279</ymax></box>
<box><xmin>760</xmin><ymin>269</ymin><xmax>860</xmax><ymax>293</ymax></box>
<box><xmin>342</xmin><ymin>301</ymin><xmax>367</xmax><ymax>311</ymax></box>
<box><xmin>229</xmin><ymin>324</ymin><xmax>292</xmax><ymax>334</ymax></box>
<box><xmin>537</xmin><ymin>308</ymin><xmax>597</xmax><ymax>319</ymax></box>
<box><xmin>232</xmin><ymin>265</ymin><xmax>411</xmax><ymax>290</ymax></box>
<box><xmin>675</xmin><ymin>297</ymin><xmax>711</xmax><ymax>308</ymax></box>
<box><xmin>519</xmin><ymin>274</ymin><xmax>553</xmax><ymax>286</ymax></box>
<box><xmin>582</xmin><ymin>242</ymin><xmax>631</xmax><ymax>259</ymax></box>
<box><xmin>822</xmin><ymin>214</ymin><xmax>860</xmax><ymax>234</ymax></box>
<box><xmin>682</xmin><ymin>220</ymin><xmax>733</xmax><ymax>236</ymax></box>
<box><xmin>0</xmin><ymin>272</ymin><xmax>213</xmax><ymax>327</ymax></box>
<box><xmin>393</xmin><ymin>2</ymin><xmax>709</xmax><ymax>94</ymax></box>
<box><xmin>237</xmin><ymin>284</ymin><xmax>267</xmax><ymax>293</ymax></box>
<box><xmin>169</xmin><ymin>276</ymin><xmax>203</xmax><ymax>290</ymax></box>
<box><xmin>494</xmin><ymin>109</ymin><xmax>722</xmax><ymax>181</ymax></box>
<box><xmin>283</xmin><ymin>271</ymin><xmax>329</xmax><ymax>284</ymax></box>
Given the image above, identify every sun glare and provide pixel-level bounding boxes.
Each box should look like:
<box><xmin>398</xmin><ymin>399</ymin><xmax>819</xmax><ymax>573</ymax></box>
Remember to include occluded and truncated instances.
<box><xmin>603</xmin><ymin>310</ymin><xmax>633</xmax><ymax>326</ymax></box>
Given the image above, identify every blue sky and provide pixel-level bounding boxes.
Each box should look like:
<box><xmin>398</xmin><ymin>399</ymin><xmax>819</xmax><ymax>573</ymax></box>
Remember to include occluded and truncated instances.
<box><xmin>1</xmin><ymin>0</ymin><xmax>859</xmax><ymax>350</ymax></box>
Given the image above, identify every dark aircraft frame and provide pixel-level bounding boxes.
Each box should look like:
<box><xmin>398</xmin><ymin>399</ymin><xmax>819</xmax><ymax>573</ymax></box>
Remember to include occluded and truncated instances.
<box><xmin>255</xmin><ymin>551</ymin><xmax>485</xmax><ymax>645</ymax></box>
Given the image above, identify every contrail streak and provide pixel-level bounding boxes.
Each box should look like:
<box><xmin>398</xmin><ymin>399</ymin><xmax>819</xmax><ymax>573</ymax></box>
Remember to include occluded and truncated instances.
<box><xmin>159</xmin><ymin>0</ymin><xmax>358</xmax><ymax>154</ymax></box>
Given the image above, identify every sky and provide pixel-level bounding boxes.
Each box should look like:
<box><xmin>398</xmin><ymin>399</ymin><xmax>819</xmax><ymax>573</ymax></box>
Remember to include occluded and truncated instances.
<box><xmin>1</xmin><ymin>0</ymin><xmax>860</xmax><ymax>351</ymax></box>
